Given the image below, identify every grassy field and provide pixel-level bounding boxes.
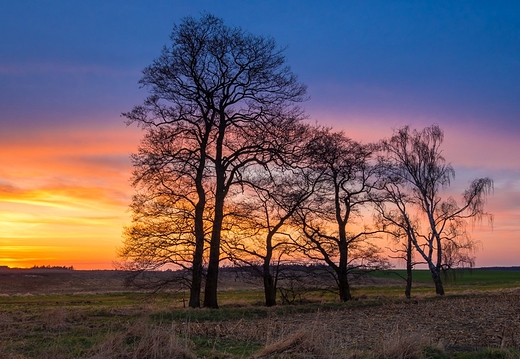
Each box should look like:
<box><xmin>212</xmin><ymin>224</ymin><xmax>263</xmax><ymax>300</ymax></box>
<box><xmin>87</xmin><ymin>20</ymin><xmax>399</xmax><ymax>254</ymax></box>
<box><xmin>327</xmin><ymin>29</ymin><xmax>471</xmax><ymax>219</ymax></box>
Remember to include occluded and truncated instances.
<box><xmin>0</xmin><ymin>268</ymin><xmax>519</xmax><ymax>358</ymax></box>
<box><xmin>370</xmin><ymin>268</ymin><xmax>520</xmax><ymax>286</ymax></box>
<box><xmin>367</xmin><ymin>268</ymin><xmax>520</xmax><ymax>294</ymax></box>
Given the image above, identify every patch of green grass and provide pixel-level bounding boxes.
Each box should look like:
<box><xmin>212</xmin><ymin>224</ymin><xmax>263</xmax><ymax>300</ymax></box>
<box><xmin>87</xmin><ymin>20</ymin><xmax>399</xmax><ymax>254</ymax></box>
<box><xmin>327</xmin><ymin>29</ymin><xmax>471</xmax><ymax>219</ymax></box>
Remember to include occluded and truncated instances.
<box><xmin>369</xmin><ymin>269</ymin><xmax>520</xmax><ymax>288</ymax></box>
<box><xmin>443</xmin><ymin>269</ymin><xmax>520</xmax><ymax>285</ymax></box>
<box><xmin>191</xmin><ymin>335</ymin><xmax>263</xmax><ymax>358</ymax></box>
<box><xmin>453</xmin><ymin>348</ymin><xmax>520</xmax><ymax>359</ymax></box>
<box><xmin>422</xmin><ymin>345</ymin><xmax>451</xmax><ymax>359</ymax></box>
<box><xmin>150</xmin><ymin>298</ymin><xmax>385</xmax><ymax>325</ymax></box>
<box><xmin>151</xmin><ymin>305</ymin><xmax>271</xmax><ymax>323</ymax></box>
<box><xmin>369</xmin><ymin>269</ymin><xmax>434</xmax><ymax>283</ymax></box>
<box><xmin>352</xmin><ymin>284</ymin><xmax>434</xmax><ymax>298</ymax></box>
<box><xmin>217</xmin><ymin>289</ymin><xmax>265</xmax><ymax>304</ymax></box>
<box><xmin>2</xmin><ymin>324</ymin><xmax>106</xmax><ymax>359</ymax></box>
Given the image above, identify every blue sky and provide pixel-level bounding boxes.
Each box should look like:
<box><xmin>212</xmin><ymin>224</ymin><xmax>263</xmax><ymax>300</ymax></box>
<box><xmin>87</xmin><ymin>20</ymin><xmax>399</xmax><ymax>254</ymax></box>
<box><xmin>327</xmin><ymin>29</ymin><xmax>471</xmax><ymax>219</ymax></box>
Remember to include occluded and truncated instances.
<box><xmin>0</xmin><ymin>1</ymin><xmax>519</xmax><ymax>268</ymax></box>
<box><xmin>2</xmin><ymin>1</ymin><xmax>519</xmax><ymax>133</ymax></box>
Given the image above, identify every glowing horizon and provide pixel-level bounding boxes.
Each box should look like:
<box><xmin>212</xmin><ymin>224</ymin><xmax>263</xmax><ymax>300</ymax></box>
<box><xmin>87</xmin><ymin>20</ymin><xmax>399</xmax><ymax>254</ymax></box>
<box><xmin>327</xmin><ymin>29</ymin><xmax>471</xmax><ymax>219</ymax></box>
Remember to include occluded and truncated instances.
<box><xmin>0</xmin><ymin>125</ymin><xmax>142</xmax><ymax>269</ymax></box>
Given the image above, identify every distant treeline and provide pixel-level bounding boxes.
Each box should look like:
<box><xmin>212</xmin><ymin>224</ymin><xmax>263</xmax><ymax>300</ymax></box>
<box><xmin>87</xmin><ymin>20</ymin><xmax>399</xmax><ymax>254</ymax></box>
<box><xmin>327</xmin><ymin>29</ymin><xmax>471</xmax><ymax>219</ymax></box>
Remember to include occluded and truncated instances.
<box><xmin>31</xmin><ymin>265</ymin><xmax>74</xmax><ymax>270</ymax></box>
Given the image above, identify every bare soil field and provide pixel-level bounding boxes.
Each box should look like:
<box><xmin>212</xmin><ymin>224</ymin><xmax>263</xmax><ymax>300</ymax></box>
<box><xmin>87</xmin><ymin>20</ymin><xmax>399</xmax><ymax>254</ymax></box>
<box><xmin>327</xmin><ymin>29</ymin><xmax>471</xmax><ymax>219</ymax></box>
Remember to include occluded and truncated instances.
<box><xmin>0</xmin><ymin>268</ymin><xmax>410</xmax><ymax>296</ymax></box>
<box><xmin>246</xmin><ymin>292</ymin><xmax>520</xmax><ymax>356</ymax></box>
<box><xmin>0</xmin><ymin>269</ymin><xmax>131</xmax><ymax>296</ymax></box>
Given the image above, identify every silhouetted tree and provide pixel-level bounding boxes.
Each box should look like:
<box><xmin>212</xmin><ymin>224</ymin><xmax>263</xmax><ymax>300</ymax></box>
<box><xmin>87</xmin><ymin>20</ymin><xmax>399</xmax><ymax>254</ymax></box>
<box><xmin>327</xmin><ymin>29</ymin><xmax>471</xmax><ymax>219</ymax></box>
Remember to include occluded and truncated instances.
<box><xmin>372</xmin><ymin>178</ymin><xmax>420</xmax><ymax>299</ymax></box>
<box><xmin>225</xmin><ymin>149</ymin><xmax>317</xmax><ymax>306</ymax></box>
<box><xmin>117</xmin><ymin>126</ymin><xmax>212</xmax><ymax>305</ymax></box>
<box><xmin>123</xmin><ymin>13</ymin><xmax>306</xmax><ymax>308</ymax></box>
<box><xmin>294</xmin><ymin>128</ymin><xmax>388</xmax><ymax>301</ymax></box>
<box><xmin>378</xmin><ymin>125</ymin><xmax>493</xmax><ymax>295</ymax></box>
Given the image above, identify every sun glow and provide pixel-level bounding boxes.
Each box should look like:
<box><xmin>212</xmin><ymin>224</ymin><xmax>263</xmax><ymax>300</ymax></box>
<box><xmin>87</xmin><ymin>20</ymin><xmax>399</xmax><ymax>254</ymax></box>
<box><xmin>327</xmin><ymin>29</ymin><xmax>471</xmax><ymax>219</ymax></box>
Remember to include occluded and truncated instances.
<box><xmin>0</xmin><ymin>124</ymin><xmax>141</xmax><ymax>269</ymax></box>
<box><xmin>0</xmin><ymin>187</ymin><xmax>130</xmax><ymax>269</ymax></box>
<box><xmin>0</xmin><ymin>119</ymin><xmax>518</xmax><ymax>269</ymax></box>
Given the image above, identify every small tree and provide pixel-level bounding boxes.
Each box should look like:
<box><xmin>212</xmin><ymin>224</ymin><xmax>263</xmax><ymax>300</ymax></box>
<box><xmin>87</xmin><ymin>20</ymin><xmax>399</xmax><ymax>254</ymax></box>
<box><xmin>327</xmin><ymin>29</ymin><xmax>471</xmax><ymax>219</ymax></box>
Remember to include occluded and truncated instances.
<box><xmin>225</xmin><ymin>156</ymin><xmax>317</xmax><ymax>306</ymax></box>
<box><xmin>372</xmin><ymin>173</ymin><xmax>421</xmax><ymax>299</ymax></box>
<box><xmin>294</xmin><ymin>128</ymin><xmax>388</xmax><ymax>301</ymax></box>
<box><xmin>379</xmin><ymin>125</ymin><xmax>492</xmax><ymax>295</ymax></box>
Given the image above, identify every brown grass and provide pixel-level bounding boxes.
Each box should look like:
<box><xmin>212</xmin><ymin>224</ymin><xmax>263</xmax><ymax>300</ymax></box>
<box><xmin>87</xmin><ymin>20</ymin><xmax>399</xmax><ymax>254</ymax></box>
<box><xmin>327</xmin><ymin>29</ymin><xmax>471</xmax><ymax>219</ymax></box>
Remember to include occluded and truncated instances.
<box><xmin>374</xmin><ymin>327</ymin><xmax>433</xmax><ymax>359</ymax></box>
<box><xmin>87</xmin><ymin>319</ymin><xmax>196</xmax><ymax>359</ymax></box>
<box><xmin>252</xmin><ymin>329</ymin><xmax>318</xmax><ymax>358</ymax></box>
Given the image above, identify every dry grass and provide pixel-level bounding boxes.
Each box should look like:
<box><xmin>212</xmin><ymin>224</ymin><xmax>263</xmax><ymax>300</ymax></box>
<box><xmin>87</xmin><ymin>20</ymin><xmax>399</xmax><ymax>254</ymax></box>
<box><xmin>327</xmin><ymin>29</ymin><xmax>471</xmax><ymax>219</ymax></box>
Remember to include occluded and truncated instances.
<box><xmin>374</xmin><ymin>328</ymin><xmax>434</xmax><ymax>359</ymax></box>
<box><xmin>179</xmin><ymin>293</ymin><xmax>519</xmax><ymax>358</ymax></box>
<box><xmin>252</xmin><ymin>329</ymin><xmax>321</xmax><ymax>358</ymax></box>
<box><xmin>87</xmin><ymin>319</ymin><xmax>196</xmax><ymax>359</ymax></box>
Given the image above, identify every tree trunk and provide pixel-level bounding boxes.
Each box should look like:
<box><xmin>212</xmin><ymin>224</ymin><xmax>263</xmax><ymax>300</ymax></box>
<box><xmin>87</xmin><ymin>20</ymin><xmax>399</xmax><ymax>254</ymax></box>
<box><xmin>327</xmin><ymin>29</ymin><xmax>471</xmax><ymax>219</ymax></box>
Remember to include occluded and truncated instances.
<box><xmin>338</xmin><ymin>270</ymin><xmax>352</xmax><ymax>301</ymax></box>
<box><xmin>203</xmin><ymin>122</ymin><xmax>226</xmax><ymax>309</ymax></box>
<box><xmin>430</xmin><ymin>267</ymin><xmax>445</xmax><ymax>295</ymax></box>
<box><xmin>263</xmin><ymin>272</ymin><xmax>277</xmax><ymax>307</ymax></box>
<box><xmin>189</xmin><ymin>150</ymin><xmax>208</xmax><ymax>308</ymax></box>
<box><xmin>405</xmin><ymin>235</ymin><xmax>413</xmax><ymax>299</ymax></box>
<box><xmin>203</xmin><ymin>183</ymin><xmax>225</xmax><ymax>309</ymax></box>
<box><xmin>203</xmin><ymin>207</ymin><xmax>223</xmax><ymax>308</ymax></box>
<box><xmin>263</xmin><ymin>231</ymin><xmax>277</xmax><ymax>307</ymax></box>
<box><xmin>189</xmin><ymin>246</ymin><xmax>203</xmax><ymax>308</ymax></box>
<box><xmin>405</xmin><ymin>268</ymin><xmax>412</xmax><ymax>299</ymax></box>
<box><xmin>189</xmin><ymin>229</ymin><xmax>204</xmax><ymax>308</ymax></box>
<box><xmin>189</xmin><ymin>277</ymin><xmax>201</xmax><ymax>308</ymax></box>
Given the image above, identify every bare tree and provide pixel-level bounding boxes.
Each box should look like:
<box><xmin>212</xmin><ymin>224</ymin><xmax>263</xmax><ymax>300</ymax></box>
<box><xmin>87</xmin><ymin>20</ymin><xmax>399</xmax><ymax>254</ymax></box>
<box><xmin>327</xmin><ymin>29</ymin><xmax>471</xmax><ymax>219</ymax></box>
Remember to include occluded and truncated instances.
<box><xmin>372</xmin><ymin>174</ymin><xmax>420</xmax><ymax>299</ymax></box>
<box><xmin>117</xmin><ymin>126</ymin><xmax>212</xmax><ymax>307</ymax></box>
<box><xmin>225</xmin><ymin>157</ymin><xmax>317</xmax><ymax>306</ymax></box>
<box><xmin>294</xmin><ymin>129</ymin><xmax>388</xmax><ymax>301</ymax></box>
<box><xmin>378</xmin><ymin>125</ymin><xmax>493</xmax><ymax>295</ymax></box>
<box><xmin>123</xmin><ymin>14</ymin><xmax>306</xmax><ymax>308</ymax></box>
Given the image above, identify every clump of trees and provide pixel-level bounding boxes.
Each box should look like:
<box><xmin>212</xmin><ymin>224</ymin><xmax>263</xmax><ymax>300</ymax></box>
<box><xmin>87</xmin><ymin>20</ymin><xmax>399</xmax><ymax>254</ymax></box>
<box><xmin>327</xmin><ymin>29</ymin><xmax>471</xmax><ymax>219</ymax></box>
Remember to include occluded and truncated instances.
<box><xmin>373</xmin><ymin>125</ymin><xmax>493</xmax><ymax>296</ymax></box>
<box><xmin>118</xmin><ymin>14</ymin><xmax>493</xmax><ymax>308</ymax></box>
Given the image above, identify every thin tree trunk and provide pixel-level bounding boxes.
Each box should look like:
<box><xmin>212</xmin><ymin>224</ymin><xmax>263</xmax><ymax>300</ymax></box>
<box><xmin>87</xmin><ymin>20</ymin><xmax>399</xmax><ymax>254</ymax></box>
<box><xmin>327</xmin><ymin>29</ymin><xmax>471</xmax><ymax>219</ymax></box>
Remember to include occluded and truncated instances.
<box><xmin>203</xmin><ymin>122</ymin><xmax>226</xmax><ymax>309</ymax></box>
<box><xmin>405</xmin><ymin>235</ymin><xmax>413</xmax><ymax>299</ymax></box>
<box><xmin>189</xmin><ymin>238</ymin><xmax>204</xmax><ymax>308</ymax></box>
<box><xmin>263</xmin><ymin>231</ymin><xmax>277</xmax><ymax>306</ymax></box>
<box><xmin>338</xmin><ymin>270</ymin><xmax>352</xmax><ymax>301</ymax></box>
<box><xmin>189</xmin><ymin>146</ymin><xmax>208</xmax><ymax>308</ymax></box>
<box><xmin>430</xmin><ymin>267</ymin><xmax>445</xmax><ymax>295</ymax></box>
<box><xmin>337</xmin><ymin>223</ymin><xmax>351</xmax><ymax>301</ymax></box>
<box><xmin>203</xmin><ymin>202</ymin><xmax>223</xmax><ymax>308</ymax></box>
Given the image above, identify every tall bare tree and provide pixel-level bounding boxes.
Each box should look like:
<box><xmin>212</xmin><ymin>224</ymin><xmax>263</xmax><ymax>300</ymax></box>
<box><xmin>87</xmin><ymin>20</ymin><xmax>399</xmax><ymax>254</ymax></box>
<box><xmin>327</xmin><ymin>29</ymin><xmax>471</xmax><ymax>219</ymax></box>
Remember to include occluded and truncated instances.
<box><xmin>378</xmin><ymin>125</ymin><xmax>493</xmax><ymax>295</ymax></box>
<box><xmin>117</xmin><ymin>126</ymin><xmax>212</xmax><ymax>307</ymax></box>
<box><xmin>294</xmin><ymin>129</ymin><xmax>388</xmax><ymax>301</ymax></box>
<box><xmin>123</xmin><ymin>14</ymin><xmax>306</xmax><ymax>308</ymax></box>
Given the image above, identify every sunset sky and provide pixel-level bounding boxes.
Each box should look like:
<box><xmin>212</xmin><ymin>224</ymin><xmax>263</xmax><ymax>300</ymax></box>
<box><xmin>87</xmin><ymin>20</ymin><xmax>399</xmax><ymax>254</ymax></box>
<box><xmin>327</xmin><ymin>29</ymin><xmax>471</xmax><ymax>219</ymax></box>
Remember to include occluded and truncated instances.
<box><xmin>1</xmin><ymin>1</ymin><xmax>519</xmax><ymax>269</ymax></box>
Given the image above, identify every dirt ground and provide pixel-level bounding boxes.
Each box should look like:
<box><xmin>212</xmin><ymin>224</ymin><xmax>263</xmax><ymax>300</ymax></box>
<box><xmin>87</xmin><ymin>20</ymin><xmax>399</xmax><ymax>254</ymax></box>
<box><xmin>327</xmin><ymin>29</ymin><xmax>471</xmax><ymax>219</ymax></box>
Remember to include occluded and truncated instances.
<box><xmin>244</xmin><ymin>292</ymin><xmax>520</xmax><ymax>353</ymax></box>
